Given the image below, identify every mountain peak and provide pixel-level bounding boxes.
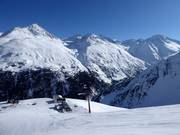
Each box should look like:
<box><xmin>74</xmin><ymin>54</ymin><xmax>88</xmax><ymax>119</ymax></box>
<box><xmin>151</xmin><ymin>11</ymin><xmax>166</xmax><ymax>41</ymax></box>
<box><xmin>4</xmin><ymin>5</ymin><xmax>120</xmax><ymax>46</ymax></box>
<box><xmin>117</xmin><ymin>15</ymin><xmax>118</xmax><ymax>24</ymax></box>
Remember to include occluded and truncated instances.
<box><xmin>1</xmin><ymin>24</ymin><xmax>55</xmax><ymax>39</ymax></box>
<box><xmin>27</xmin><ymin>23</ymin><xmax>45</xmax><ymax>32</ymax></box>
<box><xmin>85</xmin><ymin>33</ymin><xmax>98</xmax><ymax>38</ymax></box>
<box><xmin>83</xmin><ymin>33</ymin><xmax>117</xmax><ymax>43</ymax></box>
<box><xmin>122</xmin><ymin>34</ymin><xmax>180</xmax><ymax>64</ymax></box>
<box><xmin>26</xmin><ymin>23</ymin><xmax>54</xmax><ymax>38</ymax></box>
<box><xmin>123</xmin><ymin>35</ymin><xmax>168</xmax><ymax>43</ymax></box>
<box><xmin>148</xmin><ymin>34</ymin><xmax>168</xmax><ymax>41</ymax></box>
<box><xmin>65</xmin><ymin>34</ymin><xmax>83</xmax><ymax>41</ymax></box>
<box><xmin>65</xmin><ymin>33</ymin><xmax>101</xmax><ymax>43</ymax></box>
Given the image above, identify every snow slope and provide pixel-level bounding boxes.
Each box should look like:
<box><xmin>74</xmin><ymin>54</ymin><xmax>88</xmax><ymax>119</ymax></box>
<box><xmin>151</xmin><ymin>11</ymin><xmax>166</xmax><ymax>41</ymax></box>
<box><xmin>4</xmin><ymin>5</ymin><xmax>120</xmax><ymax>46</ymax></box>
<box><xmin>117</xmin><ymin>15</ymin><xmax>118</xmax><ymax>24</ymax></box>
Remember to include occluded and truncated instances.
<box><xmin>67</xmin><ymin>98</ymin><xmax>122</xmax><ymax>112</ymax></box>
<box><xmin>109</xmin><ymin>52</ymin><xmax>180</xmax><ymax>108</ymax></box>
<box><xmin>0</xmin><ymin>24</ymin><xmax>86</xmax><ymax>74</ymax></box>
<box><xmin>122</xmin><ymin>35</ymin><xmax>180</xmax><ymax>64</ymax></box>
<box><xmin>0</xmin><ymin>32</ymin><xmax>3</xmax><ymax>36</ymax></box>
<box><xmin>0</xmin><ymin>98</ymin><xmax>180</xmax><ymax>135</ymax></box>
<box><xmin>65</xmin><ymin>34</ymin><xmax>146</xmax><ymax>83</ymax></box>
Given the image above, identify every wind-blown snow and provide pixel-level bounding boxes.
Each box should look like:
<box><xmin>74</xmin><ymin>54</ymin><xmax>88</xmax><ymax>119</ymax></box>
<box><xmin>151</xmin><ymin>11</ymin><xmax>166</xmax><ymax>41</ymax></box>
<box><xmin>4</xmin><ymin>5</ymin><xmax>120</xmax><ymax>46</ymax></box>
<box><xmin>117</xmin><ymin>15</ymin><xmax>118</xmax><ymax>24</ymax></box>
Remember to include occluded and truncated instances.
<box><xmin>0</xmin><ymin>24</ymin><xmax>86</xmax><ymax>74</ymax></box>
<box><xmin>0</xmin><ymin>98</ymin><xmax>180</xmax><ymax>135</ymax></box>
<box><xmin>65</xmin><ymin>34</ymin><xmax>146</xmax><ymax>83</ymax></box>
<box><xmin>122</xmin><ymin>35</ymin><xmax>180</xmax><ymax>64</ymax></box>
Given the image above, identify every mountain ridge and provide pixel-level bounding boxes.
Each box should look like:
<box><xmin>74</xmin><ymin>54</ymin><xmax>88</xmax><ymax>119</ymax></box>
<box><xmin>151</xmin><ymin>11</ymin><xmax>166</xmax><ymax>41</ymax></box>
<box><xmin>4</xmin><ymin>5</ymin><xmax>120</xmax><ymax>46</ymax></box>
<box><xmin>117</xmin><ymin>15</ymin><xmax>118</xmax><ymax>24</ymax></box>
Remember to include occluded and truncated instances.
<box><xmin>0</xmin><ymin>24</ymin><xmax>87</xmax><ymax>74</ymax></box>
<box><xmin>1</xmin><ymin>24</ymin><xmax>180</xmax><ymax>108</ymax></box>
<box><xmin>65</xmin><ymin>34</ymin><xmax>146</xmax><ymax>83</ymax></box>
<box><xmin>122</xmin><ymin>34</ymin><xmax>180</xmax><ymax>64</ymax></box>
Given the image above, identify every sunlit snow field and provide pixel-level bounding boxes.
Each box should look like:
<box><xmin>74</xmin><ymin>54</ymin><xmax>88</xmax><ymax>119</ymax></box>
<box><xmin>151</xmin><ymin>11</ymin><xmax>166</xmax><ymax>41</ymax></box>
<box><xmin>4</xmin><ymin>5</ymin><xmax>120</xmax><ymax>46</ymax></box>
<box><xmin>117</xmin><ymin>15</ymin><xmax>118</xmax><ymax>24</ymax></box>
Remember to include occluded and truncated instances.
<box><xmin>0</xmin><ymin>98</ymin><xmax>180</xmax><ymax>135</ymax></box>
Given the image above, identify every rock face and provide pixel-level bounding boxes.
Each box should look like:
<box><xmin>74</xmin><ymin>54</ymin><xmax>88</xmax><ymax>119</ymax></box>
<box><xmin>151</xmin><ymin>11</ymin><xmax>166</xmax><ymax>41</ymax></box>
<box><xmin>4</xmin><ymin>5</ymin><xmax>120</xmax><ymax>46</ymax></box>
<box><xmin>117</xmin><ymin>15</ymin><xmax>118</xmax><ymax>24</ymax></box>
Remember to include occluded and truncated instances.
<box><xmin>122</xmin><ymin>35</ymin><xmax>180</xmax><ymax>64</ymax></box>
<box><xmin>106</xmin><ymin>53</ymin><xmax>180</xmax><ymax>108</ymax></box>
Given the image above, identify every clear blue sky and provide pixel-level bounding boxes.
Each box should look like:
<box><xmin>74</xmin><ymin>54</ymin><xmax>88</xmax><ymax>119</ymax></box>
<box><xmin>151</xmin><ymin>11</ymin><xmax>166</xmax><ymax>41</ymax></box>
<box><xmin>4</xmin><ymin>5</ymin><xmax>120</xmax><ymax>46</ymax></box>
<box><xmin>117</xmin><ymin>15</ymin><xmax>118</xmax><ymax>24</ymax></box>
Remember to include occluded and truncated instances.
<box><xmin>0</xmin><ymin>0</ymin><xmax>180</xmax><ymax>40</ymax></box>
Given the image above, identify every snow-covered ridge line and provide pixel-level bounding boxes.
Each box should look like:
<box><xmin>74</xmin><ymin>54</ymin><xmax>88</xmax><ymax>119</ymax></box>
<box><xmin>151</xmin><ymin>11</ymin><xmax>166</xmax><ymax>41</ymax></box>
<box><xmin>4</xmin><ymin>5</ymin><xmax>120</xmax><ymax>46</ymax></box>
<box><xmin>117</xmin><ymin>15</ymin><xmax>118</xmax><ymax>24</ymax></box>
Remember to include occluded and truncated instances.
<box><xmin>1</xmin><ymin>24</ymin><xmax>56</xmax><ymax>40</ymax></box>
<box><xmin>122</xmin><ymin>34</ymin><xmax>180</xmax><ymax>64</ymax></box>
<box><xmin>0</xmin><ymin>24</ymin><xmax>87</xmax><ymax>73</ymax></box>
<box><xmin>65</xmin><ymin>34</ymin><xmax>146</xmax><ymax>83</ymax></box>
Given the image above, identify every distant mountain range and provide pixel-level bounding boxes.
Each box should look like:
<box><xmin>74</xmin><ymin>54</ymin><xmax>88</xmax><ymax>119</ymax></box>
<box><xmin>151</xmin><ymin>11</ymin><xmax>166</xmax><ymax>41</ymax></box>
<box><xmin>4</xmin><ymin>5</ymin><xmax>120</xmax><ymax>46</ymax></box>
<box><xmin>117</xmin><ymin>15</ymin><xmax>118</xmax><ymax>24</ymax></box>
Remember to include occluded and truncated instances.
<box><xmin>0</xmin><ymin>24</ymin><xmax>180</xmax><ymax>108</ymax></box>
<box><xmin>122</xmin><ymin>35</ymin><xmax>180</xmax><ymax>64</ymax></box>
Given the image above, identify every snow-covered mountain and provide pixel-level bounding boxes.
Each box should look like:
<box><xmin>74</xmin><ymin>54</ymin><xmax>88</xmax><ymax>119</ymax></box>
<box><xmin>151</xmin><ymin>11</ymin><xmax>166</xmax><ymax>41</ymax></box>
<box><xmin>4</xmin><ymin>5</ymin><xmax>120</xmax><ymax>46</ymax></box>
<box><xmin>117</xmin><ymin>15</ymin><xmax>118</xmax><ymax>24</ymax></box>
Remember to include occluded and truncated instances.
<box><xmin>122</xmin><ymin>35</ymin><xmax>180</xmax><ymax>64</ymax></box>
<box><xmin>65</xmin><ymin>34</ymin><xmax>146</xmax><ymax>83</ymax></box>
<box><xmin>0</xmin><ymin>24</ymin><xmax>86</xmax><ymax>74</ymax></box>
<box><xmin>0</xmin><ymin>24</ymin><xmax>97</xmax><ymax>101</ymax></box>
<box><xmin>0</xmin><ymin>32</ymin><xmax>3</xmax><ymax>36</ymax></box>
<box><xmin>107</xmin><ymin>52</ymin><xmax>180</xmax><ymax>108</ymax></box>
<box><xmin>2</xmin><ymin>24</ymin><xmax>180</xmax><ymax>108</ymax></box>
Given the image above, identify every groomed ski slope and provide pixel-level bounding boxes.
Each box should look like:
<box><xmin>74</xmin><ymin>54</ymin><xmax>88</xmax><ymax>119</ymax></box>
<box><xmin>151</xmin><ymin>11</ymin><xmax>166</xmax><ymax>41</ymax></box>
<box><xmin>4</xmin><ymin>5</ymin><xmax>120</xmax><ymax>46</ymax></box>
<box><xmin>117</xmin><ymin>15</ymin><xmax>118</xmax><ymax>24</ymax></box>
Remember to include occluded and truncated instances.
<box><xmin>0</xmin><ymin>98</ymin><xmax>180</xmax><ymax>135</ymax></box>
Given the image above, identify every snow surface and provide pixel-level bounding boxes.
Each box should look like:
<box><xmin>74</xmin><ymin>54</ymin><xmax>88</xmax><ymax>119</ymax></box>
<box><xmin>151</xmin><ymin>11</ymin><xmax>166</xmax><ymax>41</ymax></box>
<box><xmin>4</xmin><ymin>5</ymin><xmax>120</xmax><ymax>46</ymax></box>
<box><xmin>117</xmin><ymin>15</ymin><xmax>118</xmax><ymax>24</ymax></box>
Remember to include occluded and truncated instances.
<box><xmin>65</xmin><ymin>34</ymin><xmax>146</xmax><ymax>83</ymax></box>
<box><xmin>0</xmin><ymin>98</ymin><xmax>180</xmax><ymax>135</ymax></box>
<box><xmin>67</xmin><ymin>98</ymin><xmax>122</xmax><ymax>112</ymax></box>
<box><xmin>0</xmin><ymin>24</ymin><xmax>86</xmax><ymax>74</ymax></box>
<box><xmin>122</xmin><ymin>35</ymin><xmax>180</xmax><ymax>64</ymax></box>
